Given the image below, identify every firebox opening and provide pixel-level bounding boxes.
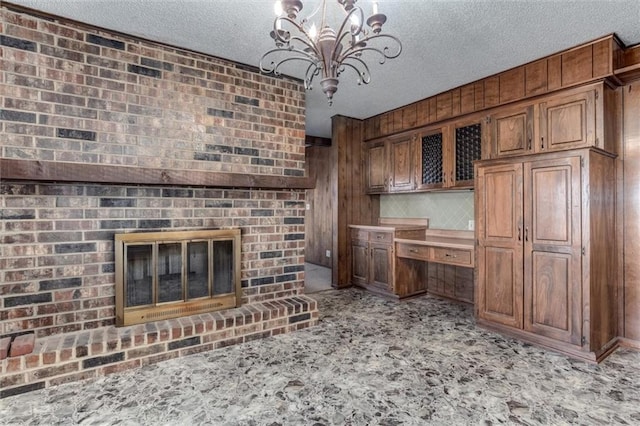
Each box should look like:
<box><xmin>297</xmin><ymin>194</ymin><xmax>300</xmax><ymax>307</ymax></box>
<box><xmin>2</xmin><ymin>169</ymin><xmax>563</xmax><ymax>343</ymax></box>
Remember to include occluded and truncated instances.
<box><xmin>115</xmin><ymin>229</ymin><xmax>241</xmax><ymax>326</ymax></box>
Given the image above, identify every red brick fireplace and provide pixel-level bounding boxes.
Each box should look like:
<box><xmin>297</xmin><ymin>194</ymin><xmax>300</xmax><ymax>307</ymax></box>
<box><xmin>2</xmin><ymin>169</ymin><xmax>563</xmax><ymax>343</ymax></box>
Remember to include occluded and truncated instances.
<box><xmin>0</xmin><ymin>5</ymin><xmax>319</xmax><ymax>397</ymax></box>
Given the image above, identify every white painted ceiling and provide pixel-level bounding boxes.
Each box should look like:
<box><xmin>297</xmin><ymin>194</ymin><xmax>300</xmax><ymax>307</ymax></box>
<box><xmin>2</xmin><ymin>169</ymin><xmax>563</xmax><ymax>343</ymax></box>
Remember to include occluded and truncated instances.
<box><xmin>7</xmin><ymin>0</ymin><xmax>640</xmax><ymax>138</ymax></box>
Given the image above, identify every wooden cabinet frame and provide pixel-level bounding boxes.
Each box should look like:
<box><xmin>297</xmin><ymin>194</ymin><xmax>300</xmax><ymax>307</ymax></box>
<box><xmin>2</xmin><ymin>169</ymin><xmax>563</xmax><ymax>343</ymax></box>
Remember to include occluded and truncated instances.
<box><xmin>416</xmin><ymin>117</ymin><xmax>484</xmax><ymax>191</ymax></box>
<box><xmin>488</xmin><ymin>82</ymin><xmax>619</xmax><ymax>159</ymax></box>
<box><xmin>475</xmin><ymin>148</ymin><xmax>618</xmax><ymax>362</ymax></box>
<box><xmin>365</xmin><ymin>132</ymin><xmax>418</xmax><ymax>193</ymax></box>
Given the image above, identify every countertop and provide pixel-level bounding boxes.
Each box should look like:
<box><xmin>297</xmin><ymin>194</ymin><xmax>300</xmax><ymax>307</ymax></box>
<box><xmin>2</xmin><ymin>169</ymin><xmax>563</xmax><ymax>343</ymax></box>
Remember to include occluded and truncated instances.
<box><xmin>348</xmin><ymin>224</ymin><xmax>430</xmax><ymax>232</ymax></box>
<box><xmin>395</xmin><ymin>235</ymin><xmax>474</xmax><ymax>250</ymax></box>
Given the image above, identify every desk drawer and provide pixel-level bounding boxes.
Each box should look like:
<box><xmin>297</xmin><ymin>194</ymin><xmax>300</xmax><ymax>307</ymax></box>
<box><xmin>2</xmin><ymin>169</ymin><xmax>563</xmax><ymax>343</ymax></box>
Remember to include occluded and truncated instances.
<box><xmin>431</xmin><ymin>247</ymin><xmax>472</xmax><ymax>267</ymax></box>
<box><xmin>370</xmin><ymin>231</ymin><xmax>393</xmax><ymax>244</ymax></box>
<box><xmin>396</xmin><ymin>243</ymin><xmax>430</xmax><ymax>260</ymax></box>
<box><xmin>351</xmin><ymin>228</ymin><xmax>369</xmax><ymax>241</ymax></box>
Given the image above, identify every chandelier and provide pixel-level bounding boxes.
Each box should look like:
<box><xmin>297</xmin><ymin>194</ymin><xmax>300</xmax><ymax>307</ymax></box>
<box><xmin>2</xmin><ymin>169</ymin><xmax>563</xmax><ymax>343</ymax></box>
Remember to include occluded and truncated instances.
<box><xmin>259</xmin><ymin>0</ymin><xmax>402</xmax><ymax>105</ymax></box>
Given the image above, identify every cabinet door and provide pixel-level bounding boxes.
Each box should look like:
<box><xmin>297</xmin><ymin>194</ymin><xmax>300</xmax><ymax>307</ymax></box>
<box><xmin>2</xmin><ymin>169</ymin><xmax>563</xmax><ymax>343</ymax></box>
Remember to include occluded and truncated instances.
<box><xmin>490</xmin><ymin>105</ymin><xmax>534</xmax><ymax>158</ymax></box>
<box><xmin>523</xmin><ymin>156</ymin><xmax>582</xmax><ymax>345</ymax></box>
<box><xmin>366</xmin><ymin>140</ymin><xmax>387</xmax><ymax>193</ymax></box>
<box><xmin>351</xmin><ymin>239</ymin><xmax>369</xmax><ymax>286</ymax></box>
<box><xmin>452</xmin><ymin>121</ymin><xmax>482</xmax><ymax>188</ymax></box>
<box><xmin>476</xmin><ymin>162</ymin><xmax>524</xmax><ymax>328</ymax></box>
<box><xmin>417</xmin><ymin>127</ymin><xmax>446</xmax><ymax>190</ymax></box>
<box><xmin>388</xmin><ymin>135</ymin><xmax>415</xmax><ymax>192</ymax></box>
<box><xmin>539</xmin><ymin>89</ymin><xmax>596</xmax><ymax>152</ymax></box>
<box><xmin>370</xmin><ymin>242</ymin><xmax>393</xmax><ymax>291</ymax></box>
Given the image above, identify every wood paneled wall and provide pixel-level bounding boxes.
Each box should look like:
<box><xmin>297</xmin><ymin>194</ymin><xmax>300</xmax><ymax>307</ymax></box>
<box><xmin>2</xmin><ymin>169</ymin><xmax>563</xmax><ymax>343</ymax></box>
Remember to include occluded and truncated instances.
<box><xmin>623</xmin><ymin>83</ymin><xmax>640</xmax><ymax>342</ymax></box>
<box><xmin>331</xmin><ymin>116</ymin><xmax>380</xmax><ymax>287</ymax></box>
<box><xmin>305</xmin><ymin>145</ymin><xmax>333</xmax><ymax>268</ymax></box>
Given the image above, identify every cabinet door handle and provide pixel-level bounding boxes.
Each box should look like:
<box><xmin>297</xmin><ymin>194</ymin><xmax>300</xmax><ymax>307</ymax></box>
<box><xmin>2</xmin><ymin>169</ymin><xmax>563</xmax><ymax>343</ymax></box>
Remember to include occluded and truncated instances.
<box><xmin>528</xmin><ymin>137</ymin><xmax>532</xmax><ymax>150</ymax></box>
<box><xmin>445</xmin><ymin>253</ymin><xmax>457</xmax><ymax>258</ymax></box>
<box><xmin>376</xmin><ymin>235</ymin><xmax>384</xmax><ymax>239</ymax></box>
<box><xmin>525</xmin><ymin>227</ymin><xmax>529</xmax><ymax>242</ymax></box>
<box><xmin>517</xmin><ymin>226</ymin><xmax>521</xmax><ymax>241</ymax></box>
<box><xmin>409</xmin><ymin>249</ymin><xmax>418</xmax><ymax>253</ymax></box>
<box><xmin>541</xmin><ymin>137</ymin><xmax>544</xmax><ymax>149</ymax></box>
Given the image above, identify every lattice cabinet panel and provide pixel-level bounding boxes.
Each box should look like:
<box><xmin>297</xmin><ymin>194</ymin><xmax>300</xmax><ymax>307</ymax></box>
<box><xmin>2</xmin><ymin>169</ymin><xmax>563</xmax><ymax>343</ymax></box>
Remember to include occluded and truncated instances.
<box><xmin>422</xmin><ymin>132</ymin><xmax>443</xmax><ymax>185</ymax></box>
<box><xmin>455</xmin><ymin>123</ymin><xmax>482</xmax><ymax>182</ymax></box>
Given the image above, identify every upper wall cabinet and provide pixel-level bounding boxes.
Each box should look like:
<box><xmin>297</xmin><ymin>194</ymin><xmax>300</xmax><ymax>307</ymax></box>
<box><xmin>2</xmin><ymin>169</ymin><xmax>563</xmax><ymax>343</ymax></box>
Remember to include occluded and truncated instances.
<box><xmin>417</xmin><ymin>119</ymin><xmax>484</xmax><ymax>191</ymax></box>
<box><xmin>539</xmin><ymin>89</ymin><xmax>596</xmax><ymax>152</ymax></box>
<box><xmin>490</xmin><ymin>104</ymin><xmax>535</xmax><ymax>158</ymax></box>
<box><xmin>488</xmin><ymin>82</ymin><xmax>619</xmax><ymax>159</ymax></box>
<box><xmin>417</xmin><ymin>125</ymin><xmax>447</xmax><ymax>190</ymax></box>
<box><xmin>453</xmin><ymin>120</ymin><xmax>484</xmax><ymax>187</ymax></box>
<box><xmin>365</xmin><ymin>133</ymin><xmax>417</xmax><ymax>194</ymax></box>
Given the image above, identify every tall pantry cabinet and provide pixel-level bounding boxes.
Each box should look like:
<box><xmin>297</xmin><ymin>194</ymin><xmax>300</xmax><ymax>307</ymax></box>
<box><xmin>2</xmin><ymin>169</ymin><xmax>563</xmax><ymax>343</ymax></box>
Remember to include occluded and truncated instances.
<box><xmin>475</xmin><ymin>149</ymin><xmax>617</xmax><ymax>362</ymax></box>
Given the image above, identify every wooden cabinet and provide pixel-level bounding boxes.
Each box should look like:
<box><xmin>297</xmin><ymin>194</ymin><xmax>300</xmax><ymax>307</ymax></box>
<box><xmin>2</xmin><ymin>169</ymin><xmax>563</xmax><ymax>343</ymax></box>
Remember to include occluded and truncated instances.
<box><xmin>475</xmin><ymin>149</ymin><xmax>617</xmax><ymax>362</ymax></box>
<box><xmin>417</xmin><ymin>120</ymin><xmax>483</xmax><ymax>190</ymax></box>
<box><xmin>489</xmin><ymin>83</ymin><xmax>618</xmax><ymax>159</ymax></box>
<box><xmin>490</xmin><ymin>104</ymin><xmax>534</xmax><ymax>158</ymax></box>
<box><xmin>365</xmin><ymin>133</ymin><xmax>417</xmax><ymax>193</ymax></box>
<box><xmin>539</xmin><ymin>88</ymin><xmax>596</xmax><ymax>152</ymax></box>
<box><xmin>349</xmin><ymin>225</ymin><xmax>427</xmax><ymax>297</ymax></box>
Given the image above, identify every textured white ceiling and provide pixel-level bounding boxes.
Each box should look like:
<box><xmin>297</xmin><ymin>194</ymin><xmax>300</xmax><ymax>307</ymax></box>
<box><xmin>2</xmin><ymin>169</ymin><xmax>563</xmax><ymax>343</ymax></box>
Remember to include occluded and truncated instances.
<box><xmin>6</xmin><ymin>0</ymin><xmax>640</xmax><ymax>137</ymax></box>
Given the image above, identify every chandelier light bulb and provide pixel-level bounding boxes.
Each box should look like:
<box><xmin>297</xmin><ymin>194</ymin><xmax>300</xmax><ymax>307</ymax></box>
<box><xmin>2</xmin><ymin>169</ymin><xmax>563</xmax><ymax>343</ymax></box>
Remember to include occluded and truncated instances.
<box><xmin>309</xmin><ymin>23</ymin><xmax>318</xmax><ymax>40</ymax></box>
<box><xmin>372</xmin><ymin>1</ymin><xmax>378</xmax><ymax>14</ymax></box>
<box><xmin>274</xmin><ymin>0</ymin><xmax>283</xmax><ymax>16</ymax></box>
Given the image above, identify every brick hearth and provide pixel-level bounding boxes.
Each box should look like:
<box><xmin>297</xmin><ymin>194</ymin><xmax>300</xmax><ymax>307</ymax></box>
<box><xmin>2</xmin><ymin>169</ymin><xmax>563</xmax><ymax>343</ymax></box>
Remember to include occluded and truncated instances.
<box><xmin>1</xmin><ymin>296</ymin><xmax>318</xmax><ymax>398</ymax></box>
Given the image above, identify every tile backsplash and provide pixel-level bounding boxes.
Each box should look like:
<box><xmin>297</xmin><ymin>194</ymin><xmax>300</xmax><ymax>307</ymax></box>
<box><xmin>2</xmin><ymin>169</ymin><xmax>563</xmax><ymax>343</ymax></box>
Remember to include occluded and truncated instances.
<box><xmin>380</xmin><ymin>191</ymin><xmax>474</xmax><ymax>230</ymax></box>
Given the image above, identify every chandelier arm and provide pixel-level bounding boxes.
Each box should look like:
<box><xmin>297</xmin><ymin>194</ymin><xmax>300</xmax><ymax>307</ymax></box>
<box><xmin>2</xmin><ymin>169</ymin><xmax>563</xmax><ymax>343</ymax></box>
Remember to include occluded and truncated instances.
<box><xmin>273</xmin><ymin>16</ymin><xmax>323</xmax><ymax>58</ymax></box>
<box><xmin>339</xmin><ymin>34</ymin><xmax>403</xmax><ymax>62</ymax></box>
<box><xmin>304</xmin><ymin>62</ymin><xmax>322</xmax><ymax>89</ymax></box>
<box><xmin>331</xmin><ymin>7</ymin><xmax>365</xmax><ymax>62</ymax></box>
<box><xmin>341</xmin><ymin>46</ymin><xmax>395</xmax><ymax>67</ymax></box>
<box><xmin>287</xmin><ymin>35</ymin><xmax>322</xmax><ymax>57</ymax></box>
<box><xmin>336</xmin><ymin>7</ymin><xmax>364</xmax><ymax>40</ymax></box>
<box><xmin>338</xmin><ymin>57</ymin><xmax>372</xmax><ymax>85</ymax></box>
<box><xmin>272</xmin><ymin>15</ymin><xmax>304</xmax><ymax>45</ymax></box>
<box><xmin>260</xmin><ymin>48</ymin><xmax>319</xmax><ymax>74</ymax></box>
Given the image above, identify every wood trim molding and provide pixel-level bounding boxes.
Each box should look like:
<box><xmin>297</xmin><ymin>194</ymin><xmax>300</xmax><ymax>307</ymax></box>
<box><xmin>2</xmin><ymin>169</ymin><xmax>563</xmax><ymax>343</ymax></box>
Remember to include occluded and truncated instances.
<box><xmin>364</xmin><ymin>34</ymin><xmax>627</xmax><ymax>140</ymax></box>
<box><xmin>0</xmin><ymin>159</ymin><xmax>314</xmax><ymax>189</ymax></box>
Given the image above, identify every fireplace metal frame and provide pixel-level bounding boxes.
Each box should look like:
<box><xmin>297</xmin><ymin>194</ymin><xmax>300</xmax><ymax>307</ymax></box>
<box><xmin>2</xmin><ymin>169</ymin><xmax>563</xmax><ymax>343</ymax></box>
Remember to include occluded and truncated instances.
<box><xmin>115</xmin><ymin>229</ymin><xmax>241</xmax><ymax>326</ymax></box>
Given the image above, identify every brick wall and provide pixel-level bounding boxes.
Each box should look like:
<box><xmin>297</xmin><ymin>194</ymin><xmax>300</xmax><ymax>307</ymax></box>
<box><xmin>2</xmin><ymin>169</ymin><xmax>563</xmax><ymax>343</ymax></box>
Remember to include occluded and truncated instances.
<box><xmin>0</xmin><ymin>6</ymin><xmax>308</xmax><ymax>339</ymax></box>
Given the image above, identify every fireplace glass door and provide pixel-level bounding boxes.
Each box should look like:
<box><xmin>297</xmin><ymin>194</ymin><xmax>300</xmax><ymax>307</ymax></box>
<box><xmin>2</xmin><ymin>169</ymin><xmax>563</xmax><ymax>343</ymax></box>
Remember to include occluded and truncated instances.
<box><xmin>115</xmin><ymin>229</ymin><xmax>241</xmax><ymax>326</ymax></box>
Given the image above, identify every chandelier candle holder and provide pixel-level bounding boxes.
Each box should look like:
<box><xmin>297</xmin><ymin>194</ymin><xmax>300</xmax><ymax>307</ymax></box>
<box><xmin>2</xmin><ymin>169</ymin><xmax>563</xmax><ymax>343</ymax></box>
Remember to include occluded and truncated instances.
<box><xmin>260</xmin><ymin>0</ymin><xmax>402</xmax><ymax>104</ymax></box>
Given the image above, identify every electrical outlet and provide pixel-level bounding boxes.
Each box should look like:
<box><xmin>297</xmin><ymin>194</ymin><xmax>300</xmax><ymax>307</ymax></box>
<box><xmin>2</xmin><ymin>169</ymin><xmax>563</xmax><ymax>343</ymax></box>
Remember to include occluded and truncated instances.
<box><xmin>325</xmin><ymin>250</ymin><xmax>331</xmax><ymax>258</ymax></box>
<box><xmin>306</xmin><ymin>203</ymin><xmax>311</xmax><ymax>210</ymax></box>
<box><xmin>468</xmin><ymin>220</ymin><xmax>475</xmax><ymax>231</ymax></box>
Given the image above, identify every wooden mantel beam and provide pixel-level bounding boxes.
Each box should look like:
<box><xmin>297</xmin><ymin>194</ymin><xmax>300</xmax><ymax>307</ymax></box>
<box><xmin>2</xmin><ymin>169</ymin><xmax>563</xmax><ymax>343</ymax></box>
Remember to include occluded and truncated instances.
<box><xmin>0</xmin><ymin>159</ymin><xmax>314</xmax><ymax>190</ymax></box>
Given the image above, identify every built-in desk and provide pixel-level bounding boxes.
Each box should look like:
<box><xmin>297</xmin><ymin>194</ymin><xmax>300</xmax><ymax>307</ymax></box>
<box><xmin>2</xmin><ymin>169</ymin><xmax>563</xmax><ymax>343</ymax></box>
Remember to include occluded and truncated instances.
<box><xmin>395</xmin><ymin>230</ymin><xmax>475</xmax><ymax>304</ymax></box>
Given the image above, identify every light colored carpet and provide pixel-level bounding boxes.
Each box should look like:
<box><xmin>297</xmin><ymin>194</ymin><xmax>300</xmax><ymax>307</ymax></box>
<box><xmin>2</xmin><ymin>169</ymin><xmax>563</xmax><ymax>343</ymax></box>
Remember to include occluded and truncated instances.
<box><xmin>304</xmin><ymin>262</ymin><xmax>332</xmax><ymax>293</ymax></box>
